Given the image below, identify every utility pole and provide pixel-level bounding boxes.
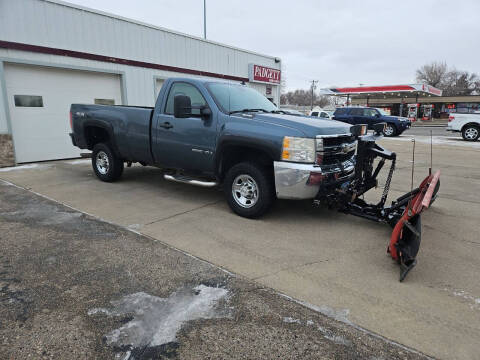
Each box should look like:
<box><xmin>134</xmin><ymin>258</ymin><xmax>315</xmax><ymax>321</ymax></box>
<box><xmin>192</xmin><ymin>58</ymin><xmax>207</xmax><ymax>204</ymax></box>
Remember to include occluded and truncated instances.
<box><xmin>310</xmin><ymin>80</ymin><xmax>318</xmax><ymax>110</ymax></box>
<box><xmin>203</xmin><ymin>0</ymin><xmax>207</xmax><ymax>39</ymax></box>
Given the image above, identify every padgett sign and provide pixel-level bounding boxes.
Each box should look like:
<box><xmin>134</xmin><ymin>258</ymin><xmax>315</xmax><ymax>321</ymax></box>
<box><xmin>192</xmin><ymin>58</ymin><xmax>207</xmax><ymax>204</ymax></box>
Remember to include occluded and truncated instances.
<box><xmin>249</xmin><ymin>64</ymin><xmax>281</xmax><ymax>84</ymax></box>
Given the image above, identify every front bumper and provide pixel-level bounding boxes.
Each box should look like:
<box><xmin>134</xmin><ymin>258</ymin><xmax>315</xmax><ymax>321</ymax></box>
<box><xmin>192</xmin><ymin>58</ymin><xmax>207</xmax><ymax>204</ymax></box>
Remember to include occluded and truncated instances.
<box><xmin>274</xmin><ymin>159</ymin><xmax>355</xmax><ymax>200</ymax></box>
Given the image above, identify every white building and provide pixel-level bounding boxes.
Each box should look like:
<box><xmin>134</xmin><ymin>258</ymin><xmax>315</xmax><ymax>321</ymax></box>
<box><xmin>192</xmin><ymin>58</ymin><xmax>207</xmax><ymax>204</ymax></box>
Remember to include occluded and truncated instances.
<box><xmin>0</xmin><ymin>0</ymin><xmax>282</xmax><ymax>164</ymax></box>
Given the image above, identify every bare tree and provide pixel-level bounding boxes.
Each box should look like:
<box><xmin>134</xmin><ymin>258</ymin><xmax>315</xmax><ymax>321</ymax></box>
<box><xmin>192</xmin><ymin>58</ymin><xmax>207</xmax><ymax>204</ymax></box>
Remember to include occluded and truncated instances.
<box><xmin>280</xmin><ymin>89</ymin><xmax>331</xmax><ymax>107</ymax></box>
<box><xmin>416</xmin><ymin>62</ymin><xmax>480</xmax><ymax>96</ymax></box>
<box><xmin>443</xmin><ymin>70</ymin><xmax>480</xmax><ymax>96</ymax></box>
<box><xmin>415</xmin><ymin>61</ymin><xmax>448</xmax><ymax>88</ymax></box>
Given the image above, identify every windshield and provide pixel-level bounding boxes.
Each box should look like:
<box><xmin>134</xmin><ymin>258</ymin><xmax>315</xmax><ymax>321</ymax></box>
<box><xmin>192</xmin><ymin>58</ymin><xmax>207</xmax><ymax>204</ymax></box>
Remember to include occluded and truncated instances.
<box><xmin>207</xmin><ymin>82</ymin><xmax>277</xmax><ymax>114</ymax></box>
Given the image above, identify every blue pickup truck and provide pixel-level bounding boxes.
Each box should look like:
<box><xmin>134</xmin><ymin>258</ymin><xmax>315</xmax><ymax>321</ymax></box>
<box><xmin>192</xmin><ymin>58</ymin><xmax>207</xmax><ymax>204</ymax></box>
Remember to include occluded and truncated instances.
<box><xmin>333</xmin><ymin>107</ymin><xmax>411</xmax><ymax>137</ymax></box>
<box><xmin>70</xmin><ymin>78</ymin><xmax>369</xmax><ymax>218</ymax></box>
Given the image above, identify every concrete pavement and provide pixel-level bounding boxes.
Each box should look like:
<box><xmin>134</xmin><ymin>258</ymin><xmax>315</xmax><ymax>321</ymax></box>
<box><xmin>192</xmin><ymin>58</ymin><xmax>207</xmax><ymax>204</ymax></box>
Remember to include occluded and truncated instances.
<box><xmin>1</xmin><ymin>136</ymin><xmax>479</xmax><ymax>359</ymax></box>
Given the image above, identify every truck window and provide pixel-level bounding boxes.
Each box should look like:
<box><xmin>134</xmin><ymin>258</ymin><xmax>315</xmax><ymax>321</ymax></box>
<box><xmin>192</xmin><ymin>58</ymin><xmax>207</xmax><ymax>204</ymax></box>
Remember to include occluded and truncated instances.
<box><xmin>165</xmin><ymin>82</ymin><xmax>207</xmax><ymax>116</ymax></box>
<box><xmin>334</xmin><ymin>108</ymin><xmax>347</xmax><ymax>116</ymax></box>
<box><xmin>311</xmin><ymin>112</ymin><xmax>319</xmax><ymax>116</ymax></box>
<box><xmin>350</xmin><ymin>108</ymin><xmax>363</xmax><ymax>116</ymax></box>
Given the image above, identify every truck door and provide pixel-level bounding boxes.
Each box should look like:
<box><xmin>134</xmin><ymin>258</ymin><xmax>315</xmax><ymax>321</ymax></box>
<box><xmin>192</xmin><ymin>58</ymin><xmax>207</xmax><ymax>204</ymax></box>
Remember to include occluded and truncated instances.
<box><xmin>152</xmin><ymin>82</ymin><xmax>216</xmax><ymax>172</ymax></box>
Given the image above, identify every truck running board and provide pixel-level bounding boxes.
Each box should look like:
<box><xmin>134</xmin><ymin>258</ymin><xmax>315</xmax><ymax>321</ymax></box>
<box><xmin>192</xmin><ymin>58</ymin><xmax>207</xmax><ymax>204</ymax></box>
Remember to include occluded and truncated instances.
<box><xmin>164</xmin><ymin>174</ymin><xmax>218</xmax><ymax>188</ymax></box>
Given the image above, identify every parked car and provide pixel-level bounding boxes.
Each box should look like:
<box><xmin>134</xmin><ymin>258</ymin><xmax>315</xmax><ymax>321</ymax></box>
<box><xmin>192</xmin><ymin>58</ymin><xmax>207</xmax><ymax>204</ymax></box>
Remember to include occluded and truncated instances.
<box><xmin>446</xmin><ymin>112</ymin><xmax>480</xmax><ymax>141</ymax></box>
<box><xmin>333</xmin><ymin>107</ymin><xmax>410</xmax><ymax>136</ymax></box>
<box><xmin>310</xmin><ymin>109</ymin><xmax>334</xmax><ymax>119</ymax></box>
<box><xmin>70</xmin><ymin>78</ymin><xmax>367</xmax><ymax>218</ymax></box>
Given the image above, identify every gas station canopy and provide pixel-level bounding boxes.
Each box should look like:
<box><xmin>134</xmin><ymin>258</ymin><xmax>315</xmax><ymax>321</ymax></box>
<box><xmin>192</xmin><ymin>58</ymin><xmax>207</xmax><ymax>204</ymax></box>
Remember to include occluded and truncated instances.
<box><xmin>321</xmin><ymin>83</ymin><xmax>442</xmax><ymax>99</ymax></box>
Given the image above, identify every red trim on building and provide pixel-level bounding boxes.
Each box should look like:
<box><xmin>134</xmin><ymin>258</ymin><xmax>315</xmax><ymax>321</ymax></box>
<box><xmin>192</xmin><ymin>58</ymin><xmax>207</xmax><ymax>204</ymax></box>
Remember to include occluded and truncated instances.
<box><xmin>332</xmin><ymin>85</ymin><xmax>416</xmax><ymax>93</ymax></box>
<box><xmin>0</xmin><ymin>40</ymin><xmax>249</xmax><ymax>82</ymax></box>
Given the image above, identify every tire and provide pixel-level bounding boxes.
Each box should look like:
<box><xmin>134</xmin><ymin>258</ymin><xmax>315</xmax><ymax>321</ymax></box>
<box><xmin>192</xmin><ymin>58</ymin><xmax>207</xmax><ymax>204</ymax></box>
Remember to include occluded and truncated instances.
<box><xmin>91</xmin><ymin>143</ymin><xmax>124</xmax><ymax>182</ymax></box>
<box><xmin>462</xmin><ymin>125</ymin><xmax>480</xmax><ymax>141</ymax></box>
<box><xmin>224</xmin><ymin>162</ymin><xmax>275</xmax><ymax>219</ymax></box>
<box><xmin>383</xmin><ymin>123</ymin><xmax>397</xmax><ymax>137</ymax></box>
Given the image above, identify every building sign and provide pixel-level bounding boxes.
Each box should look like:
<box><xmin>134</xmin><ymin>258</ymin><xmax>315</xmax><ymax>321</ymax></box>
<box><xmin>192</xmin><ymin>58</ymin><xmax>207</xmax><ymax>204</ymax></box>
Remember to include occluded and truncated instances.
<box><xmin>249</xmin><ymin>64</ymin><xmax>281</xmax><ymax>84</ymax></box>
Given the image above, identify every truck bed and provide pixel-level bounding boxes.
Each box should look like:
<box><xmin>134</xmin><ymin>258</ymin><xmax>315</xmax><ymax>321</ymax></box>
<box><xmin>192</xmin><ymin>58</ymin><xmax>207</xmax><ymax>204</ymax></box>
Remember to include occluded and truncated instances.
<box><xmin>70</xmin><ymin>104</ymin><xmax>155</xmax><ymax>164</ymax></box>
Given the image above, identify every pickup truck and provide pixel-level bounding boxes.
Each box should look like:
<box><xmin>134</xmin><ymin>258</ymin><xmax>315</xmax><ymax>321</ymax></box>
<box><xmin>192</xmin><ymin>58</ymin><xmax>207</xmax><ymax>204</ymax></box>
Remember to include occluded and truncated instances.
<box><xmin>333</xmin><ymin>106</ymin><xmax>411</xmax><ymax>137</ymax></box>
<box><xmin>446</xmin><ymin>112</ymin><xmax>480</xmax><ymax>141</ymax></box>
<box><xmin>69</xmin><ymin>77</ymin><xmax>362</xmax><ymax>218</ymax></box>
<box><xmin>70</xmin><ymin>77</ymin><xmax>441</xmax><ymax>280</ymax></box>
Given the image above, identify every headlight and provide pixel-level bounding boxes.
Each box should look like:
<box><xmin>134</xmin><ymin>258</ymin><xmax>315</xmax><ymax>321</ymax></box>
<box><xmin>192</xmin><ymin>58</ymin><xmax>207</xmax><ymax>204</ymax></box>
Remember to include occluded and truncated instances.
<box><xmin>281</xmin><ymin>136</ymin><xmax>315</xmax><ymax>163</ymax></box>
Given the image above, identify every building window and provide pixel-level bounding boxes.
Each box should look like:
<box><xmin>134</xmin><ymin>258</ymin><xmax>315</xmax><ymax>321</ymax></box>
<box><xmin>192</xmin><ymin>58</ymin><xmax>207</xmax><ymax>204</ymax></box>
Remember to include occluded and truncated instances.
<box><xmin>14</xmin><ymin>95</ymin><xmax>43</xmax><ymax>107</ymax></box>
<box><xmin>94</xmin><ymin>99</ymin><xmax>115</xmax><ymax>105</ymax></box>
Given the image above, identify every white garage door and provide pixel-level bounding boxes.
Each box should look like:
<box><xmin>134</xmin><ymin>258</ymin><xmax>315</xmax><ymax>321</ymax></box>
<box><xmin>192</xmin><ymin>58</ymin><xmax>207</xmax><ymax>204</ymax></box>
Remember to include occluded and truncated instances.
<box><xmin>4</xmin><ymin>64</ymin><xmax>122</xmax><ymax>163</ymax></box>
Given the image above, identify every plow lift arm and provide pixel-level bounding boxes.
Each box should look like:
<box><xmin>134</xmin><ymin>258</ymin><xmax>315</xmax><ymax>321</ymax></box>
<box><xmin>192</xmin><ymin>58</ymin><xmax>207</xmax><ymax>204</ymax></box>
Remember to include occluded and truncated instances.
<box><xmin>320</xmin><ymin>123</ymin><xmax>440</xmax><ymax>281</ymax></box>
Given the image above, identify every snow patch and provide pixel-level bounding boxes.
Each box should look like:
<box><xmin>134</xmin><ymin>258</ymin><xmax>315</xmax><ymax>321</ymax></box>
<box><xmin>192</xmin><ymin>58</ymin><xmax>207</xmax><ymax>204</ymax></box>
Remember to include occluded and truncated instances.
<box><xmin>66</xmin><ymin>159</ymin><xmax>91</xmax><ymax>165</ymax></box>
<box><xmin>89</xmin><ymin>285</ymin><xmax>229</xmax><ymax>350</ymax></box>
<box><xmin>0</xmin><ymin>163</ymin><xmax>49</xmax><ymax>172</ymax></box>
<box><xmin>283</xmin><ymin>317</ymin><xmax>301</xmax><ymax>324</ymax></box>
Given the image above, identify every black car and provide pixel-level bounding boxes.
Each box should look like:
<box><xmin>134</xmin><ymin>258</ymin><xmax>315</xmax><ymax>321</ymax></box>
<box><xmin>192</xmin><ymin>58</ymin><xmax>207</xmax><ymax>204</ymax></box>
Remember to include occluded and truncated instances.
<box><xmin>333</xmin><ymin>107</ymin><xmax>411</xmax><ymax>136</ymax></box>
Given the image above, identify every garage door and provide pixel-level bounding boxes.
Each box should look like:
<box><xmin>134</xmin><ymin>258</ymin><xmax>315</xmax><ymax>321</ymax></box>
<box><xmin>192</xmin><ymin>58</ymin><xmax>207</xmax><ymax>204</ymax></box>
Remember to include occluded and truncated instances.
<box><xmin>4</xmin><ymin>64</ymin><xmax>122</xmax><ymax>163</ymax></box>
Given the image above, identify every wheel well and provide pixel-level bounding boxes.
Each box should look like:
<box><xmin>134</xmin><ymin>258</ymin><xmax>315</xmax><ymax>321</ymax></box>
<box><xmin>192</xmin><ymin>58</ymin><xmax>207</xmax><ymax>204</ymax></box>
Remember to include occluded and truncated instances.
<box><xmin>218</xmin><ymin>145</ymin><xmax>273</xmax><ymax>180</ymax></box>
<box><xmin>461</xmin><ymin>122</ymin><xmax>480</xmax><ymax>132</ymax></box>
<box><xmin>84</xmin><ymin>126</ymin><xmax>110</xmax><ymax>149</ymax></box>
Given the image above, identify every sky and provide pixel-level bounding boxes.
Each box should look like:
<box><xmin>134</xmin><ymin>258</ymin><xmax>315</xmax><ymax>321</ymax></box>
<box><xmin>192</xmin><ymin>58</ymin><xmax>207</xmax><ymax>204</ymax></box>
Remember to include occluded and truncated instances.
<box><xmin>67</xmin><ymin>0</ymin><xmax>479</xmax><ymax>91</ymax></box>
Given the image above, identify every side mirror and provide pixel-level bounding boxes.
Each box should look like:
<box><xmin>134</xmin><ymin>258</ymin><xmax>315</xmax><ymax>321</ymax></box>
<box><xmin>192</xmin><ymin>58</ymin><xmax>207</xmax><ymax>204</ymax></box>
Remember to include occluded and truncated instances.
<box><xmin>375</xmin><ymin>113</ymin><xmax>381</xmax><ymax>118</ymax></box>
<box><xmin>201</xmin><ymin>107</ymin><xmax>212</xmax><ymax>117</ymax></box>
<box><xmin>174</xmin><ymin>95</ymin><xmax>192</xmax><ymax>118</ymax></box>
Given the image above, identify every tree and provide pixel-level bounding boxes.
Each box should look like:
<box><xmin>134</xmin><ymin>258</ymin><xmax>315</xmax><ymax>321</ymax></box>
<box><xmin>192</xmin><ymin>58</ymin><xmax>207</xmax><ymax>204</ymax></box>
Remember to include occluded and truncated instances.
<box><xmin>415</xmin><ymin>62</ymin><xmax>480</xmax><ymax>96</ymax></box>
<box><xmin>442</xmin><ymin>70</ymin><xmax>480</xmax><ymax>96</ymax></box>
<box><xmin>415</xmin><ymin>61</ymin><xmax>448</xmax><ymax>88</ymax></box>
<box><xmin>280</xmin><ymin>89</ymin><xmax>331</xmax><ymax>107</ymax></box>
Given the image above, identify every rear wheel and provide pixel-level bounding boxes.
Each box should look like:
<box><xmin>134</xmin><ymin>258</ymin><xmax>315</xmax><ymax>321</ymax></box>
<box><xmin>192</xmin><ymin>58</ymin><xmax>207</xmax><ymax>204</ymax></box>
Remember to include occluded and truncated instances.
<box><xmin>462</xmin><ymin>125</ymin><xmax>479</xmax><ymax>141</ymax></box>
<box><xmin>224</xmin><ymin>162</ymin><xmax>275</xmax><ymax>218</ymax></box>
<box><xmin>383</xmin><ymin>123</ymin><xmax>397</xmax><ymax>137</ymax></box>
<box><xmin>92</xmin><ymin>143</ymin><xmax>124</xmax><ymax>182</ymax></box>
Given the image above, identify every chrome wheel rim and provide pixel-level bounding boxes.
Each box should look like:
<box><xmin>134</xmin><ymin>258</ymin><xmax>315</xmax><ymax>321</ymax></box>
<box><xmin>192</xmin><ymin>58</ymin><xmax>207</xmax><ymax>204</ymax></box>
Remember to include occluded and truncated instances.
<box><xmin>96</xmin><ymin>151</ymin><xmax>110</xmax><ymax>175</ymax></box>
<box><xmin>465</xmin><ymin>127</ymin><xmax>478</xmax><ymax>140</ymax></box>
<box><xmin>232</xmin><ymin>174</ymin><xmax>259</xmax><ymax>208</ymax></box>
<box><xmin>384</xmin><ymin>125</ymin><xmax>394</xmax><ymax>136</ymax></box>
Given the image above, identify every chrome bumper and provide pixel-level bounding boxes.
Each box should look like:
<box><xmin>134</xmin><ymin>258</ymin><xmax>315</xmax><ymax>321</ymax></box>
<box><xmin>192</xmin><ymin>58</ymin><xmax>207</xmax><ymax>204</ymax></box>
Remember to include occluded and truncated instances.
<box><xmin>273</xmin><ymin>160</ymin><xmax>355</xmax><ymax>200</ymax></box>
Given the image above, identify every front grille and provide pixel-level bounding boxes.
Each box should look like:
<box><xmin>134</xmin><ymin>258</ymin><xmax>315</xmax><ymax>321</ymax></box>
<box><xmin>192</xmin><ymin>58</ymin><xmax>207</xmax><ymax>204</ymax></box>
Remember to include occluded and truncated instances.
<box><xmin>317</xmin><ymin>135</ymin><xmax>356</xmax><ymax>166</ymax></box>
<box><xmin>322</xmin><ymin>150</ymin><xmax>356</xmax><ymax>165</ymax></box>
<box><xmin>322</xmin><ymin>135</ymin><xmax>355</xmax><ymax>147</ymax></box>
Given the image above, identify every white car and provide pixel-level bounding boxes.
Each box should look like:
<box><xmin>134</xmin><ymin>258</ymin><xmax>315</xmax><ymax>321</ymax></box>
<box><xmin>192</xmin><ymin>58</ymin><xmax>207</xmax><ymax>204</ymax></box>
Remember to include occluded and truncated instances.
<box><xmin>447</xmin><ymin>112</ymin><xmax>480</xmax><ymax>141</ymax></box>
<box><xmin>310</xmin><ymin>109</ymin><xmax>334</xmax><ymax>119</ymax></box>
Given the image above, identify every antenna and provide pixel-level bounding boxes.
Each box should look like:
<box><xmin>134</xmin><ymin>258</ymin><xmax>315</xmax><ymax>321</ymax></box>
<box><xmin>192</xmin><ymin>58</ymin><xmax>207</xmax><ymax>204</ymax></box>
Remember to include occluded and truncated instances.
<box><xmin>411</xmin><ymin>138</ymin><xmax>416</xmax><ymax>192</ymax></box>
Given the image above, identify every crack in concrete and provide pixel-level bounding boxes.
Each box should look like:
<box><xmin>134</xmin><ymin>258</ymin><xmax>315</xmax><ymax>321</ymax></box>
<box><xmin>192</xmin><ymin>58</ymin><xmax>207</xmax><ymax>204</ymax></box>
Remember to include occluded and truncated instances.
<box><xmin>143</xmin><ymin>200</ymin><xmax>223</xmax><ymax>226</ymax></box>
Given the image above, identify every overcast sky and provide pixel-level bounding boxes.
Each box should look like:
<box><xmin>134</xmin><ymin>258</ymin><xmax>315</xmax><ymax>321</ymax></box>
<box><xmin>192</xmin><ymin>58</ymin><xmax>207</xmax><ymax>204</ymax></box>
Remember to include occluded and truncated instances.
<box><xmin>68</xmin><ymin>0</ymin><xmax>478</xmax><ymax>91</ymax></box>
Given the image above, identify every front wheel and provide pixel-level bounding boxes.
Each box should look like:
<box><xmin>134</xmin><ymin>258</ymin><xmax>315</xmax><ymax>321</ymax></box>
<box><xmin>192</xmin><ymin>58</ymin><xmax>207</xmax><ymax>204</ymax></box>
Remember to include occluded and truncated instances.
<box><xmin>462</xmin><ymin>125</ymin><xmax>479</xmax><ymax>141</ymax></box>
<box><xmin>383</xmin><ymin>123</ymin><xmax>397</xmax><ymax>137</ymax></box>
<box><xmin>224</xmin><ymin>162</ymin><xmax>275</xmax><ymax>218</ymax></box>
<box><xmin>92</xmin><ymin>143</ymin><xmax>124</xmax><ymax>182</ymax></box>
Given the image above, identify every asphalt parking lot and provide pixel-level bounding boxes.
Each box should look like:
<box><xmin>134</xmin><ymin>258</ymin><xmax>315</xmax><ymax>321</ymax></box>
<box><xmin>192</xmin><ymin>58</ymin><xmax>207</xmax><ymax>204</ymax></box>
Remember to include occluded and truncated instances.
<box><xmin>1</xmin><ymin>133</ymin><xmax>479</xmax><ymax>359</ymax></box>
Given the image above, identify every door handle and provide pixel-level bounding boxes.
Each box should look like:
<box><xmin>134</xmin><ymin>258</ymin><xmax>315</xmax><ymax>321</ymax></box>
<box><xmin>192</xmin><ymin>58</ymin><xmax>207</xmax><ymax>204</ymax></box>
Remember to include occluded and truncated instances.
<box><xmin>159</xmin><ymin>122</ymin><xmax>173</xmax><ymax>129</ymax></box>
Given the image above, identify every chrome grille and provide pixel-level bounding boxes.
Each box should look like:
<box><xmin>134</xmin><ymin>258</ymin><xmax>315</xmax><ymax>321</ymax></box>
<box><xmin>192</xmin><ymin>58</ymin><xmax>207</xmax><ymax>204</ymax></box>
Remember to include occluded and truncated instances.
<box><xmin>316</xmin><ymin>135</ymin><xmax>357</xmax><ymax>166</ymax></box>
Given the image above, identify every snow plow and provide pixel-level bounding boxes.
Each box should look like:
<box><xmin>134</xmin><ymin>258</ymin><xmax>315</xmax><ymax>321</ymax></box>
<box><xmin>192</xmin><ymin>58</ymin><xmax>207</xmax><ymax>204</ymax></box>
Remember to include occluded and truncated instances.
<box><xmin>317</xmin><ymin>124</ymin><xmax>440</xmax><ymax>281</ymax></box>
